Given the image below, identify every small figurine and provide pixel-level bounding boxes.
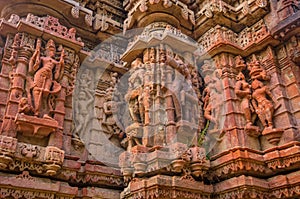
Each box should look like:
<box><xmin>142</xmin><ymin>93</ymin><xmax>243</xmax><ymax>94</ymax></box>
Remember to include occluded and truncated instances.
<box><xmin>18</xmin><ymin>97</ymin><xmax>34</xmax><ymax>116</ymax></box>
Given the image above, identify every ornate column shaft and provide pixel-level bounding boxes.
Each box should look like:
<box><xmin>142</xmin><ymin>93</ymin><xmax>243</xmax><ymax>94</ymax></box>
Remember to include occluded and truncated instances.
<box><xmin>0</xmin><ymin>34</ymin><xmax>14</xmax><ymax>129</ymax></box>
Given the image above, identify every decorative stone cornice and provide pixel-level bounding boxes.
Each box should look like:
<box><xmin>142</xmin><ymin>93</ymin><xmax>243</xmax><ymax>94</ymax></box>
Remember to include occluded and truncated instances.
<box><xmin>0</xmin><ymin>171</ymin><xmax>77</xmax><ymax>199</ymax></box>
<box><xmin>121</xmin><ymin>175</ymin><xmax>213</xmax><ymax>199</ymax></box>
<box><xmin>0</xmin><ymin>14</ymin><xmax>84</xmax><ymax>51</ymax></box>
<box><xmin>196</xmin><ymin>20</ymin><xmax>279</xmax><ymax>59</ymax></box>
<box><xmin>62</xmin><ymin>0</ymin><xmax>125</xmax><ymax>31</ymax></box>
<box><xmin>122</xmin><ymin>23</ymin><xmax>198</xmax><ymax>63</ymax></box>
<box><xmin>209</xmin><ymin>143</ymin><xmax>300</xmax><ymax>180</ymax></box>
<box><xmin>123</xmin><ymin>0</ymin><xmax>195</xmax><ymax>31</ymax></box>
<box><xmin>194</xmin><ymin>0</ymin><xmax>269</xmax><ymax>37</ymax></box>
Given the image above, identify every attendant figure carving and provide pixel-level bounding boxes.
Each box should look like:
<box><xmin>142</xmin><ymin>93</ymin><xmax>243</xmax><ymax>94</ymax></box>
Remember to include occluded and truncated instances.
<box><xmin>18</xmin><ymin>97</ymin><xmax>34</xmax><ymax>116</ymax></box>
<box><xmin>251</xmin><ymin>79</ymin><xmax>280</xmax><ymax>131</ymax></box>
<box><xmin>241</xmin><ymin>56</ymin><xmax>284</xmax><ymax>143</ymax></box>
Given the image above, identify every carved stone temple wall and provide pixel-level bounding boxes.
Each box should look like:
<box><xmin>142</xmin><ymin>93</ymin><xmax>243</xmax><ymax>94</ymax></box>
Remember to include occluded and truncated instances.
<box><xmin>0</xmin><ymin>0</ymin><xmax>299</xmax><ymax>198</ymax></box>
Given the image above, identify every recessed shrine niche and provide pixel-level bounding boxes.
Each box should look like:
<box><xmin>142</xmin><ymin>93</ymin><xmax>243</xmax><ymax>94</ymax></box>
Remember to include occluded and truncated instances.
<box><xmin>0</xmin><ymin>13</ymin><xmax>81</xmax><ymax>175</ymax></box>
<box><xmin>76</xmin><ymin>22</ymin><xmax>224</xmax><ymax>183</ymax></box>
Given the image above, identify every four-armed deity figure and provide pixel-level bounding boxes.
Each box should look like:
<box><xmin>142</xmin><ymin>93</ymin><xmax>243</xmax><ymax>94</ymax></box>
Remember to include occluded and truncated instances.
<box><xmin>29</xmin><ymin>39</ymin><xmax>64</xmax><ymax>117</ymax></box>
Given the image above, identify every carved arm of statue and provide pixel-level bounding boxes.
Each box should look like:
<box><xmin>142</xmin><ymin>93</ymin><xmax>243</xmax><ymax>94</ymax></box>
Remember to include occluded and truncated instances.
<box><xmin>85</xmin><ymin>89</ymin><xmax>94</xmax><ymax>107</ymax></box>
<box><xmin>204</xmin><ymin>103</ymin><xmax>218</xmax><ymax>126</ymax></box>
<box><xmin>29</xmin><ymin>39</ymin><xmax>41</xmax><ymax>74</ymax></box>
<box><xmin>251</xmin><ymin>98</ymin><xmax>259</xmax><ymax>113</ymax></box>
<box><xmin>54</xmin><ymin>48</ymin><xmax>65</xmax><ymax>80</ymax></box>
<box><xmin>234</xmin><ymin>81</ymin><xmax>251</xmax><ymax>98</ymax></box>
<box><xmin>264</xmin><ymin>86</ymin><xmax>281</xmax><ymax>109</ymax></box>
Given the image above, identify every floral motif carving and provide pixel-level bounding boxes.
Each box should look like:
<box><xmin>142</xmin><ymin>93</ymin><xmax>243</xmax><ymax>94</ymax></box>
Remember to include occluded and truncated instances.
<box><xmin>0</xmin><ymin>187</ymin><xmax>55</xmax><ymax>199</ymax></box>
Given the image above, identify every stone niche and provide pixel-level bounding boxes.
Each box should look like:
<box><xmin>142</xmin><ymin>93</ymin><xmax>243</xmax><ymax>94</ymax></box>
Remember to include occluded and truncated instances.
<box><xmin>105</xmin><ymin>23</ymin><xmax>212</xmax><ymax>187</ymax></box>
<box><xmin>0</xmin><ymin>13</ymin><xmax>81</xmax><ymax>176</ymax></box>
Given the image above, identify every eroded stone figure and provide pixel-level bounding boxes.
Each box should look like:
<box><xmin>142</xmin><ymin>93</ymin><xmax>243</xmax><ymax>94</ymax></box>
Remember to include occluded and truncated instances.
<box><xmin>203</xmin><ymin>69</ymin><xmax>223</xmax><ymax>130</ymax></box>
<box><xmin>74</xmin><ymin>69</ymin><xmax>94</xmax><ymax>138</ymax></box>
<box><xmin>247</xmin><ymin>56</ymin><xmax>281</xmax><ymax>134</ymax></box>
<box><xmin>251</xmin><ymin>79</ymin><xmax>278</xmax><ymax>130</ymax></box>
<box><xmin>74</xmin><ymin>90</ymin><xmax>94</xmax><ymax>137</ymax></box>
<box><xmin>235</xmin><ymin>72</ymin><xmax>253</xmax><ymax>127</ymax></box>
<box><xmin>18</xmin><ymin>97</ymin><xmax>34</xmax><ymax>116</ymax></box>
<box><xmin>29</xmin><ymin>39</ymin><xmax>64</xmax><ymax>117</ymax></box>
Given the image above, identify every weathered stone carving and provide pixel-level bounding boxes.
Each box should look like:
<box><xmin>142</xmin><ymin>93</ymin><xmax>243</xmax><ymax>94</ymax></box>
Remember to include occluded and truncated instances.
<box><xmin>118</xmin><ymin>25</ymin><xmax>209</xmax><ymax>185</ymax></box>
<box><xmin>43</xmin><ymin>146</ymin><xmax>64</xmax><ymax>176</ymax></box>
<box><xmin>25</xmin><ymin>14</ymin><xmax>81</xmax><ymax>42</ymax></box>
<box><xmin>202</xmin><ymin>60</ymin><xmax>223</xmax><ymax>133</ymax></box>
<box><xmin>73</xmin><ymin>69</ymin><xmax>94</xmax><ymax>140</ymax></box>
<box><xmin>28</xmin><ymin>39</ymin><xmax>64</xmax><ymax>118</ymax></box>
<box><xmin>71</xmin><ymin>6</ymin><xmax>80</xmax><ymax>18</ymax></box>
<box><xmin>197</xmin><ymin>20</ymin><xmax>269</xmax><ymax>58</ymax></box>
<box><xmin>20</xmin><ymin>143</ymin><xmax>40</xmax><ymax>159</ymax></box>
<box><xmin>0</xmin><ymin>0</ymin><xmax>300</xmax><ymax>197</ymax></box>
<box><xmin>277</xmin><ymin>0</ymin><xmax>300</xmax><ymax>20</ymax></box>
<box><xmin>7</xmin><ymin>14</ymin><xmax>20</xmax><ymax>25</ymax></box>
<box><xmin>124</xmin><ymin>0</ymin><xmax>195</xmax><ymax>31</ymax></box>
<box><xmin>251</xmin><ymin>78</ymin><xmax>283</xmax><ymax>144</ymax></box>
<box><xmin>18</xmin><ymin>97</ymin><xmax>34</xmax><ymax>116</ymax></box>
<box><xmin>102</xmin><ymin>72</ymin><xmax>125</xmax><ymax>142</ymax></box>
<box><xmin>0</xmin><ymin>135</ymin><xmax>17</xmax><ymax>169</ymax></box>
<box><xmin>289</xmin><ymin>36</ymin><xmax>300</xmax><ymax>65</ymax></box>
<box><xmin>234</xmin><ymin>56</ymin><xmax>260</xmax><ymax>137</ymax></box>
<box><xmin>235</xmin><ymin>55</ymin><xmax>283</xmax><ymax>144</ymax></box>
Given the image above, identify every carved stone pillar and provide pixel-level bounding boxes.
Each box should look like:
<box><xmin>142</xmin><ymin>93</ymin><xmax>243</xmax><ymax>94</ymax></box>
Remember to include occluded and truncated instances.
<box><xmin>0</xmin><ymin>34</ymin><xmax>14</xmax><ymax>129</ymax></box>
<box><xmin>210</xmin><ymin>53</ymin><xmax>261</xmax><ymax>155</ymax></box>
<box><xmin>4</xmin><ymin>36</ymin><xmax>31</xmax><ymax>137</ymax></box>
<box><xmin>165</xmin><ymin>89</ymin><xmax>176</xmax><ymax>145</ymax></box>
<box><xmin>48</xmin><ymin>75</ymin><xmax>68</xmax><ymax>148</ymax></box>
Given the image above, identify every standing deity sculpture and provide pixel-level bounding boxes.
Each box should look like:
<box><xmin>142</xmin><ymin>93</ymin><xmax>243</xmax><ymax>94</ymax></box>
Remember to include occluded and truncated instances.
<box><xmin>203</xmin><ymin>68</ymin><xmax>223</xmax><ymax>131</ymax></box>
<box><xmin>73</xmin><ymin>69</ymin><xmax>94</xmax><ymax>139</ymax></box>
<box><xmin>235</xmin><ymin>73</ymin><xmax>252</xmax><ymax>122</ymax></box>
<box><xmin>248</xmin><ymin>56</ymin><xmax>281</xmax><ymax>133</ymax></box>
<box><xmin>235</xmin><ymin>71</ymin><xmax>260</xmax><ymax>136</ymax></box>
<box><xmin>101</xmin><ymin>72</ymin><xmax>125</xmax><ymax>144</ymax></box>
<box><xmin>233</xmin><ymin>55</ymin><xmax>283</xmax><ymax>143</ymax></box>
<box><xmin>28</xmin><ymin>39</ymin><xmax>65</xmax><ymax>118</ymax></box>
<box><xmin>251</xmin><ymin>79</ymin><xmax>279</xmax><ymax>130</ymax></box>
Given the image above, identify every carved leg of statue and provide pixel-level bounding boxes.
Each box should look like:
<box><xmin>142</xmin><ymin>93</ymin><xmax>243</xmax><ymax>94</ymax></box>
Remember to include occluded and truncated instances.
<box><xmin>133</xmin><ymin>137</ymin><xmax>141</xmax><ymax>146</ymax></box>
<box><xmin>33</xmin><ymin>76</ymin><xmax>47</xmax><ymax>116</ymax></box>
<box><xmin>33</xmin><ymin>88</ymin><xmax>42</xmax><ymax>116</ymax></box>
<box><xmin>44</xmin><ymin>78</ymin><xmax>52</xmax><ymax>93</ymax></box>
<box><xmin>265</xmin><ymin>108</ymin><xmax>274</xmax><ymax>128</ymax></box>
<box><xmin>127</xmin><ymin>139</ymin><xmax>133</xmax><ymax>151</ymax></box>
<box><xmin>75</xmin><ymin>114</ymin><xmax>84</xmax><ymax>136</ymax></box>
<box><xmin>257</xmin><ymin>110</ymin><xmax>267</xmax><ymax>127</ymax></box>
<box><xmin>242</xmin><ymin>100</ymin><xmax>252</xmax><ymax>125</ymax></box>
